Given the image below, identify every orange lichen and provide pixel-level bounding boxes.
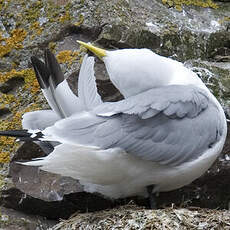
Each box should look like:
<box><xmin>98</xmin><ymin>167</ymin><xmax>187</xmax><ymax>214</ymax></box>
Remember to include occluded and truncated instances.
<box><xmin>0</xmin><ymin>151</ymin><xmax>11</xmax><ymax>163</ymax></box>
<box><xmin>0</xmin><ymin>67</ymin><xmax>42</xmax><ymax>163</ymax></box>
<box><xmin>56</xmin><ymin>50</ymin><xmax>79</xmax><ymax>65</ymax></box>
<box><xmin>0</xmin><ymin>69</ymin><xmax>23</xmax><ymax>83</ymax></box>
<box><xmin>0</xmin><ymin>102</ymin><xmax>42</xmax><ymax>164</ymax></box>
<box><xmin>0</xmin><ymin>68</ymin><xmax>41</xmax><ymax>164</ymax></box>
<box><xmin>74</xmin><ymin>14</ymin><xmax>84</xmax><ymax>26</ymax></box>
<box><xmin>30</xmin><ymin>21</ymin><xmax>44</xmax><ymax>40</ymax></box>
<box><xmin>162</xmin><ymin>0</ymin><xmax>218</xmax><ymax>11</ymax></box>
<box><xmin>48</xmin><ymin>42</ymin><xmax>57</xmax><ymax>51</ymax></box>
<box><xmin>0</xmin><ymin>28</ymin><xmax>27</xmax><ymax>57</ymax></box>
<box><xmin>23</xmin><ymin>68</ymin><xmax>40</xmax><ymax>94</ymax></box>
<box><xmin>0</xmin><ymin>68</ymin><xmax>39</xmax><ymax>94</ymax></box>
<box><xmin>0</xmin><ymin>118</ymin><xmax>20</xmax><ymax>164</ymax></box>
<box><xmin>59</xmin><ymin>11</ymin><xmax>71</xmax><ymax>22</ymax></box>
<box><xmin>0</xmin><ymin>93</ymin><xmax>17</xmax><ymax>105</ymax></box>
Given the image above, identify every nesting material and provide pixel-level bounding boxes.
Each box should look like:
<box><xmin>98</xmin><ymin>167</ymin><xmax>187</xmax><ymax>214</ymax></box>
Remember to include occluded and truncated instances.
<box><xmin>51</xmin><ymin>204</ymin><xmax>230</xmax><ymax>230</ymax></box>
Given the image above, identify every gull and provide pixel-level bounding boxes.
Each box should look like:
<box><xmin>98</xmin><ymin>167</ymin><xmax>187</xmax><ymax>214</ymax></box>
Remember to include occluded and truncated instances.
<box><xmin>0</xmin><ymin>45</ymin><xmax>227</xmax><ymax>207</ymax></box>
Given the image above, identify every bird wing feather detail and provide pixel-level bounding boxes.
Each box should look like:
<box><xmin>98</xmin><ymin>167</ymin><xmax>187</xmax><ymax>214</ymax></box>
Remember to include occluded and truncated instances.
<box><xmin>93</xmin><ymin>85</ymin><xmax>209</xmax><ymax>119</ymax></box>
<box><xmin>31</xmin><ymin>52</ymin><xmax>102</xmax><ymax>118</ymax></box>
<box><xmin>41</xmin><ymin>85</ymin><xmax>224</xmax><ymax>166</ymax></box>
<box><xmin>22</xmin><ymin>110</ymin><xmax>59</xmax><ymax>130</ymax></box>
<box><xmin>22</xmin><ymin>110</ymin><xmax>60</xmax><ymax>154</ymax></box>
<box><xmin>31</xmin><ymin>51</ymin><xmax>80</xmax><ymax>118</ymax></box>
<box><xmin>44</xmin><ymin>50</ymin><xmax>84</xmax><ymax>117</ymax></box>
<box><xmin>78</xmin><ymin>55</ymin><xmax>102</xmax><ymax>110</ymax></box>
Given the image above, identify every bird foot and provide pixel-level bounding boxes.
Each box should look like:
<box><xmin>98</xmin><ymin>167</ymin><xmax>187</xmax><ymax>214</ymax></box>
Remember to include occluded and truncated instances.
<box><xmin>147</xmin><ymin>185</ymin><xmax>157</xmax><ymax>209</ymax></box>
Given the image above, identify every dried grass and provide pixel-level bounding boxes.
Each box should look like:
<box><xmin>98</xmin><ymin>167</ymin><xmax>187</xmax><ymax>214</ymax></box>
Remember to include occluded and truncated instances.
<box><xmin>50</xmin><ymin>204</ymin><xmax>230</xmax><ymax>230</ymax></box>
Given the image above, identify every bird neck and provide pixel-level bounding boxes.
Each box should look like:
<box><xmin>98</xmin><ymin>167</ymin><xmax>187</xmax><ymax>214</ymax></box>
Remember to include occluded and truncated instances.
<box><xmin>104</xmin><ymin>51</ymin><xmax>209</xmax><ymax>98</ymax></box>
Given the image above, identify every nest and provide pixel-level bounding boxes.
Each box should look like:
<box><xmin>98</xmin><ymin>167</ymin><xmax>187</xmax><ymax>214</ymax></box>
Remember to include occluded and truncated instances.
<box><xmin>50</xmin><ymin>204</ymin><xmax>230</xmax><ymax>230</ymax></box>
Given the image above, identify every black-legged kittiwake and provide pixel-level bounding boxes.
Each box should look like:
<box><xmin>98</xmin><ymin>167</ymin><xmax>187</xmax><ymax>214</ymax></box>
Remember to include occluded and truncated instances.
<box><xmin>0</xmin><ymin>45</ymin><xmax>227</xmax><ymax>207</ymax></box>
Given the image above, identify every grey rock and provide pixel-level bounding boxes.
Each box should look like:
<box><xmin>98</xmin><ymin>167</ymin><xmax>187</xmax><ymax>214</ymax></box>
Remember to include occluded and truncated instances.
<box><xmin>0</xmin><ymin>77</ymin><xmax>24</xmax><ymax>94</ymax></box>
<box><xmin>9</xmin><ymin>142</ymin><xmax>83</xmax><ymax>202</ymax></box>
<box><xmin>185</xmin><ymin>60</ymin><xmax>230</xmax><ymax>117</ymax></box>
<box><xmin>0</xmin><ymin>0</ymin><xmax>230</xmax><ymax>222</ymax></box>
<box><xmin>0</xmin><ymin>206</ymin><xmax>57</xmax><ymax>230</ymax></box>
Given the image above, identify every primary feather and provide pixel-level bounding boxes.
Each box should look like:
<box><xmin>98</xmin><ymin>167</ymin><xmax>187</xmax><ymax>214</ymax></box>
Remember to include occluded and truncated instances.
<box><xmin>23</xmin><ymin>51</ymin><xmax>101</xmax><ymax>153</ymax></box>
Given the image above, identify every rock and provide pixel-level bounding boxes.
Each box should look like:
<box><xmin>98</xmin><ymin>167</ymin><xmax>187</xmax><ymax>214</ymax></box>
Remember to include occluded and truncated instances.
<box><xmin>0</xmin><ymin>206</ymin><xmax>57</xmax><ymax>230</ymax></box>
<box><xmin>0</xmin><ymin>187</ymin><xmax>115</xmax><ymax>219</ymax></box>
<box><xmin>0</xmin><ymin>0</ymin><xmax>230</xmax><ymax>225</ymax></box>
<box><xmin>9</xmin><ymin>142</ymin><xmax>83</xmax><ymax>202</ymax></box>
<box><xmin>185</xmin><ymin>59</ymin><xmax>230</xmax><ymax>117</ymax></box>
<box><xmin>0</xmin><ymin>142</ymin><xmax>115</xmax><ymax>219</ymax></box>
<box><xmin>0</xmin><ymin>77</ymin><xmax>24</xmax><ymax>94</ymax></box>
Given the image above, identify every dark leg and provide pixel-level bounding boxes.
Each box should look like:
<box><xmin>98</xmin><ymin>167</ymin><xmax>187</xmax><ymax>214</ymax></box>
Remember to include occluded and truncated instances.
<box><xmin>146</xmin><ymin>185</ymin><xmax>157</xmax><ymax>209</ymax></box>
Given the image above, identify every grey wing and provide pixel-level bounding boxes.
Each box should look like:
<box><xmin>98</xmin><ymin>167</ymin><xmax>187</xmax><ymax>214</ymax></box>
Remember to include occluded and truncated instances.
<box><xmin>43</xmin><ymin>85</ymin><xmax>224</xmax><ymax>166</ymax></box>
<box><xmin>95</xmin><ymin>106</ymin><xmax>223</xmax><ymax>166</ymax></box>
<box><xmin>94</xmin><ymin>84</ymin><xmax>209</xmax><ymax>119</ymax></box>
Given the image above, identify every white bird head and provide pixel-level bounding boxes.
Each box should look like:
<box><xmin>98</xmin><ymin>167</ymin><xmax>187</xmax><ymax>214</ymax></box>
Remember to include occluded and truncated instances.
<box><xmin>77</xmin><ymin>41</ymin><xmax>207</xmax><ymax>98</ymax></box>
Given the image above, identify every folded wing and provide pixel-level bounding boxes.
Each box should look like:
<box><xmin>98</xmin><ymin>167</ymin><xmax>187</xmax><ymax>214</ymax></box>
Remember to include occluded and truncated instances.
<box><xmin>41</xmin><ymin>84</ymin><xmax>224</xmax><ymax>166</ymax></box>
<box><xmin>93</xmin><ymin>84</ymin><xmax>209</xmax><ymax>119</ymax></box>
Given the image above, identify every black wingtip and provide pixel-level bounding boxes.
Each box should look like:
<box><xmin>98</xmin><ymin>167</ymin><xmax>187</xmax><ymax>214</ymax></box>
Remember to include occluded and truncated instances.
<box><xmin>0</xmin><ymin>130</ymin><xmax>43</xmax><ymax>142</ymax></box>
<box><xmin>31</xmin><ymin>56</ymin><xmax>50</xmax><ymax>89</ymax></box>
<box><xmin>45</xmin><ymin>49</ymin><xmax>65</xmax><ymax>88</ymax></box>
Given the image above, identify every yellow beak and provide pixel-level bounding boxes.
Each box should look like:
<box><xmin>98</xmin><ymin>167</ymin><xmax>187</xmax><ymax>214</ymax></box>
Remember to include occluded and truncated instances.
<box><xmin>77</xmin><ymin>40</ymin><xmax>107</xmax><ymax>59</ymax></box>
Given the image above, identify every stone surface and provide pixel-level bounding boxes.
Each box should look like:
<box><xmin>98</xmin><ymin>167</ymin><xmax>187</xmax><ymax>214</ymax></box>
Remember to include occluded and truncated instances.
<box><xmin>9</xmin><ymin>142</ymin><xmax>83</xmax><ymax>202</ymax></box>
<box><xmin>0</xmin><ymin>0</ymin><xmax>230</xmax><ymax>226</ymax></box>
<box><xmin>0</xmin><ymin>206</ymin><xmax>57</xmax><ymax>230</ymax></box>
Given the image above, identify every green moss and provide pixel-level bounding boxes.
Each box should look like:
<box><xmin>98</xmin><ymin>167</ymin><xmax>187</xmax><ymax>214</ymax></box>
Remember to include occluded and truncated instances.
<box><xmin>0</xmin><ymin>0</ymin><xmax>10</xmax><ymax>11</ymax></box>
<box><xmin>0</xmin><ymin>0</ymin><xmax>76</xmax><ymax>44</ymax></box>
<box><xmin>20</xmin><ymin>0</ymin><xmax>44</xmax><ymax>23</ymax></box>
<box><xmin>137</xmin><ymin>30</ymin><xmax>161</xmax><ymax>49</ymax></box>
<box><xmin>207</xmin><ymin>31</ymin><xmax>230</xmax><ymax>58</ymax></box>
<box><xmin>162</xmin><ymin>0</ymin><xmax>219</xmax><ymax>11</ymax></box>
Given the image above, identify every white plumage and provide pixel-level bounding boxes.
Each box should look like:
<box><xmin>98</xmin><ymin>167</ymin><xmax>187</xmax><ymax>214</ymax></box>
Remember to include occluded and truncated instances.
<box><xmin>103</xmin><ymin>48</ymin><xmax>206</xmax><ymax>98</ymax></box>
<box><xmin>1</xmin><ymin>44</ymin><xmax>227</xmax><ymax>200</ymax></box>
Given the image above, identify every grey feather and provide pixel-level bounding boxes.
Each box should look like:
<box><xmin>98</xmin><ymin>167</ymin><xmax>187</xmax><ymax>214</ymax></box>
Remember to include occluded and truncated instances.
<box><xmin>43</xmin><ymin>85</ymin><xmax>223</xmax><ymax>166</ymax></box>
<box><xmin>93</xmin><ymin>85</ymin><xmax>209</xmax><ymax>119</ymax></box>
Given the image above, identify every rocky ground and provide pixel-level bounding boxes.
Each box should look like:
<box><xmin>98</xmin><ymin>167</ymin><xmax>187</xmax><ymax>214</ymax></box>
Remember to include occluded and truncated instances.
<box><xmin>0</xmin><ymin>0</ymin><xmax>230</xmax><ymax>229</ymax></box>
